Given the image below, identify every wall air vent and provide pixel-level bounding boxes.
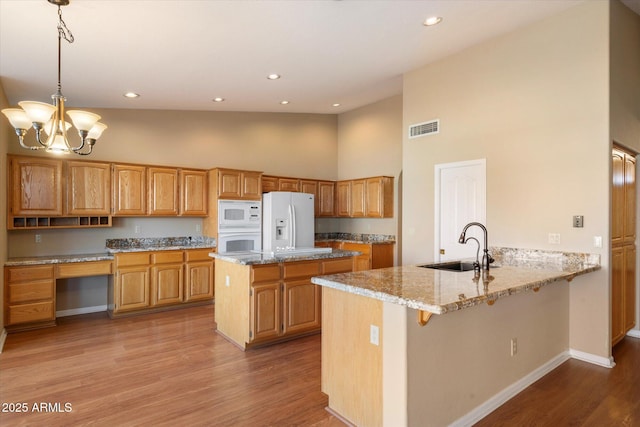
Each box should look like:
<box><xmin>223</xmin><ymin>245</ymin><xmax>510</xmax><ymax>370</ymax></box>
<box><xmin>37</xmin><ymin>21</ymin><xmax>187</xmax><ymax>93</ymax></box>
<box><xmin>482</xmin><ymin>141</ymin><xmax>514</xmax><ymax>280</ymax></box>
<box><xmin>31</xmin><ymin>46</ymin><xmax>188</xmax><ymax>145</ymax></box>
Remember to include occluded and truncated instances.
<box><xmin>408</xmin><ymin>119</ymin><xmax>439</xmax><ymax>139</ymax></box>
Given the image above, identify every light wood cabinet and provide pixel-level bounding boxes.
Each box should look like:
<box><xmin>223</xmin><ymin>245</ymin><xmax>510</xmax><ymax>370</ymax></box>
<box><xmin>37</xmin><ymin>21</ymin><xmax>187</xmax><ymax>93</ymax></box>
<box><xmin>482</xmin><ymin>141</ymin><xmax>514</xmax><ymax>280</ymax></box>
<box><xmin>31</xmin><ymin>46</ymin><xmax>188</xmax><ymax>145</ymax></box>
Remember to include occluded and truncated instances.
<box><xmin>185</xmin><ymin>249</ymin><xmax>215</xmax><ymax>301</ymax></box>
<box><xmin>216</xmin><ymin>256</ymin><xmax>353</xmax><ymax>349</ymax></box>
<box><xmin>9</xmin><ymin>156</ymin><xmax>63</xmax><ymax>216</ymax></box>
<box><xmin>611</xmin><ymin>147</ymin><xmax>636</xmax><ymax>346</ymax></box>
<box><xmin>180</xmin><ymin>169</ymin><xmax>208</xmax><ymax>216</ymax></box>
<box><xmin>4</xmin><ymin>265</ymin><xmax>56</xmax><ymax>330</ymax></box>
<box><xmin>339</xmin><ymin>242</ymin><xmax>394</xmax><ymax>271</ymax></box>
<box><xmin>335</xmin><ymin>176</ymin><xmax>394</xmax><ymax>218</ymax></box>
<box><xmin>112</xmin><ymin>164</ymin><xmax>146</xmax><ymax>216</ymax></box>
<box><xmin>336</xmin><ymin>181</ymin><xmax>351</xmax><ymax>217</ymax></box>
<box><xmin>214</xmin><ymin>168</ymin><xmax>262</xmax><ymax>200</ymax></box>
<box><xmin>279</xmin><ymin>178</ymin><xmax>300</xmax><ymax>192</ymax></box>
<box><xmin>114</xmin><ymin>252</ymin><xmax>151</xmax><ymax>313</ymax></box>
<box><xmin>66</xmin><ymin>161</ymin><xmax>111</xmax><ymax>215</ymax></box>
<box><xmin>151</xmin><ymin>251</ymin><xmax>184</xmax><ymax>306</ymax></box>
<box><xmin>366</xmin><ymin>176</ymin><xmax>394</xmax><ymax>218</ymax></box>
<box><xmin>148</xmin><ymin>167</ymin><xmax>179</xmax><ymax>216</ymax></box>
<box><xmin>317</xmin><ymin>181</ymin><xmax>335</xmax><ymax>217</ymax></box>
<box><xmin>350</xmin><ymin>179</ymin><xmax>366</xmax><ymax>217</ymax></box>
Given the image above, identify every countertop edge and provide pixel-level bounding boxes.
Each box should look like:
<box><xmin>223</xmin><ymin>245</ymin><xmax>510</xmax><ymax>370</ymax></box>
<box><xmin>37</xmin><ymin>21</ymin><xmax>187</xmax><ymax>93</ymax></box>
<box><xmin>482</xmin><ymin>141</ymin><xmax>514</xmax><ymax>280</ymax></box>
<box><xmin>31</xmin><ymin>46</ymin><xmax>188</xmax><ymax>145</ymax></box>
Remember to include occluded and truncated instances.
<box><xmin>210</xmin><ymin>250</ymin><xmax>360</xmax><ymax>265</ymax></box>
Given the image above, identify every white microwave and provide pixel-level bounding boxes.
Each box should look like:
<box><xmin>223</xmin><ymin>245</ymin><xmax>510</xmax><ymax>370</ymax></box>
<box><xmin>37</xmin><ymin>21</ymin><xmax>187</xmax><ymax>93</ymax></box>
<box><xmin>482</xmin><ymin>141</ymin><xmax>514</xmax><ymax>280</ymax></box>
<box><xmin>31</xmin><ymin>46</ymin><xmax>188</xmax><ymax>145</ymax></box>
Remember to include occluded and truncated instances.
<box><xmin>217</xmin><ymin>231</ymin><xmax>261</xmax><ymax>254</ymax></box>
<box><xmin>218</xmin><ymin>200</ymin><xmax>261</xmax><ymax>231</ymax></box>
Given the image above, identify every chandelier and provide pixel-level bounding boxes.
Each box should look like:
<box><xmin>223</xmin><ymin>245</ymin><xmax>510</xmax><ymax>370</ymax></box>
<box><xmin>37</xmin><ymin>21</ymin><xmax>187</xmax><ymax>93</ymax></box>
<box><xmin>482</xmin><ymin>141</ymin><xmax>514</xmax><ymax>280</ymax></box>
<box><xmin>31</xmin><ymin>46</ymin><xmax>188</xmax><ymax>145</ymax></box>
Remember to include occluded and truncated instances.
<box><xmin>2</xmin><ymin>0</ymin><xmax>106</xmax><ymax>156</ymax></box>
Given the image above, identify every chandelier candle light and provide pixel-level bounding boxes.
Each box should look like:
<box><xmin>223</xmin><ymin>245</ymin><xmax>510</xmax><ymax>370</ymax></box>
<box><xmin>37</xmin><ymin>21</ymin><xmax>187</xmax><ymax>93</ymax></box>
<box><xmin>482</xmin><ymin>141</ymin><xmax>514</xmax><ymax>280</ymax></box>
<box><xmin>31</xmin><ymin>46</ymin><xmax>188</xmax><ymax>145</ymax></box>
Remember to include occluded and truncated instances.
<box><xmin>2</xmin><ymin>0</ymin><xmax>107</xmax><ymax>155</ymax></box>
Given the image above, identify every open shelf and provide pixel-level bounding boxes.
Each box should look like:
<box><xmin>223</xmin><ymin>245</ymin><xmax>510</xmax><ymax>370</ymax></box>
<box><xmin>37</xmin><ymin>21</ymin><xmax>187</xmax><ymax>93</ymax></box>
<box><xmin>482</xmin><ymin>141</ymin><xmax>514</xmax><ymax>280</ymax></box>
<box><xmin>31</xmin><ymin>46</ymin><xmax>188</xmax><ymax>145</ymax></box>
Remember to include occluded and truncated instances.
<box><xmin>10</xmin><ymin>216</ymin><xmax>112</xmax><ymax>230</ymax></box>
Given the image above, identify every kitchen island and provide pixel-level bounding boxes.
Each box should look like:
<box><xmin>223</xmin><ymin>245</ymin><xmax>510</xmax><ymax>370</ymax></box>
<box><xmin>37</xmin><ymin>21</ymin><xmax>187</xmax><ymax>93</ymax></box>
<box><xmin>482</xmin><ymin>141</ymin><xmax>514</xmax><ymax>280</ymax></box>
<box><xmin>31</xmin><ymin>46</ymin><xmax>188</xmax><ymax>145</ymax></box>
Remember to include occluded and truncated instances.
<box><xmin>210</xmin><ymin>249</ymin><xmax>358</xmax><ymax>350</ymax></box>
<box><xmin>310</xmin><ymin>247</ymin><xmax>601</xmax><ymax>426</ymax></box>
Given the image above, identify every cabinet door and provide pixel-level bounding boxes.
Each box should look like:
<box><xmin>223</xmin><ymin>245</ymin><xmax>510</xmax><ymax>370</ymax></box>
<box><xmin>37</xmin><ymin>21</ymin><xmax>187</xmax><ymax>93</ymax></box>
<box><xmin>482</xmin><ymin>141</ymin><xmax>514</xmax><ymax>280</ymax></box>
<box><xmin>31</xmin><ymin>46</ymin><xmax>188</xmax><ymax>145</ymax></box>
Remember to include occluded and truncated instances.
<box><xmin>279</xmin><ymin>178</ymin><xmax>300</xmax><ymax>192</ymax></box>
<box><xmin>282</xmin><ymin>279</ymin><xmax>321</xmax><ymax>334</ymax></box>
<box><xmin>623</xmin><ymin>245</ymin><xmax>636</xmax><ymax>332</ymax></box>
<box><xmin>148</xmin><ymin>167</ymin><xmax>179</xmax><ymax>216</ymax></box>
<box><xmin>115</xmin><ymin>266</ymin><xmax>150</xmax><ymax>312</ymax></box>
<box><xmin>185</xmin><ymin>261</ymin><xmax>214</xmax><ymax>301</ymax></box>
<box><xmin>67</xmin><ymin>161</ymin><xmax>111</xmax><ymax>215</ymax></box>
<box><xmin>151</xmin><ymin>263</ymin><xmax>184</xmax><ymax>306</ymax></box>
<box><xmin>113</xmin><ymin>164</ymin><xmax>146</xmax><ymax>216</ymax></box>
<box><xmin>350</xmin><ymin>179</ymin><xmax>366</xmax><ymax>217</ymax></box>
<box><xmin>335</xmin><ymin>181</ymin><xmax>351</xmax><ymax>217</ymax></box>
<box><xmin>261</xmin><ymin>176</ymin><xmax>278</xmax><ymax>193</ymax></box>
<box><xmin>342</xmin><ymin>242</ymin><xmax>372</xmax><ymax>271</ymax></box>
<box><xmin>250</xmin><ymin>282</ymin><xmax>281</xmax><ymax>342</ymax></box>
<box><xmin>612</xmin><ymin>246</ymin><xmax>625</xmax><ymax>345</ymax></box>
<box><xmin>241</xmin><ymin>171</ymin><xmax>262</xmax><ymax>199</ymax></box>
<box><xmin>218</xmin><ymin>169</ymin><xmax>242</xmax><ymax>198</ymax></box>
<box><xmin>180</xmin><ymin>170</ymin><xmax>208</xmax><ymax>216</ymax></box>
<box><xmin>317</xmin><ymin>181</ymin><xmax>335</xmax><ymax>217</ymax></box>
<box><xmin>623</xmin><ymin>155</ymin><xmax>636</xmax><ymax>245</ymax></box>
<box><xmin>10</xmin><ymin>156</ymin><xmax>63</xmax><ymax>216</ymax></box>
<box><xmin>612</xmin><ymin>150</ymin><xmax>625</xmax><ymax>245</ymax></box>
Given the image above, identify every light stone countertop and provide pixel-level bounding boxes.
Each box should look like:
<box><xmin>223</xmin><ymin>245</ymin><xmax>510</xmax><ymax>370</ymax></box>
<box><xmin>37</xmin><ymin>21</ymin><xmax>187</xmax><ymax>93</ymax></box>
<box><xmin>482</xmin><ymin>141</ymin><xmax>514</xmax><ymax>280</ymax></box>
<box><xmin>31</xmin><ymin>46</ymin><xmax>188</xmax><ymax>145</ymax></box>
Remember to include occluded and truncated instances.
<box><xmin>311</xmin><ymin>248</ymin><xmax>601</xmax><ymax>314</ymax></box>
<box><xmin>5</xmin><ymin>253</ymin><xmax>115</xmax><ymax>267</ymax></box>
<box><xmin>210</xmin><ymin>249</ymin><xmax>360</xmax><ymax>265</ymax></box>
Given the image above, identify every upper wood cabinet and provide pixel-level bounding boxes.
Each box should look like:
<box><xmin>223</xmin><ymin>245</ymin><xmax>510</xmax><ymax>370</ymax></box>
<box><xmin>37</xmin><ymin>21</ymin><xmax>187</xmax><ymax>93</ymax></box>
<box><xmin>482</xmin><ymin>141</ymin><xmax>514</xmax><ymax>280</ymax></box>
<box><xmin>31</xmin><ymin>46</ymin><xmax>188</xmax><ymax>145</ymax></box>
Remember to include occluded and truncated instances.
<box><xmin>279</xmin><ymin>178</ymin><xmax>300</xmax><ymax>192</ymax></box>
<box><xmin>179</xmin><ymin>169</ymin><xmax>208</xmax><ymax>216</ymax></box>
<box><xmin>213</xmin><ymin>168</ymin><xmax>262</xmax><ymax>200</ymax></box>
<box><xmin>112</xmin><ymin>164</ymin><xmax>146</xmax><ymax>216</ymax></box>
<box><xmin>66</xmin><ymin>161</ymin><xmax>111</xmax><ymax>215</ymax></box>
<box><xmin>365</xmin><ymin>176</ymin><xmax>394</xmax><ymax>218</ymax></box>
<box><xmin>148</xmin><ymin>167</ymin><xmax>179</xmax><ymax>216</ymax></box>
<box><xmin>317</xmin><ymin>181</ymin><xmax>335</xmax><ymax>217</ymax></box>
<box><xmin>9</xmin><ymin>156</ymin><xmax>63</xmax><ymax>216</ymax></box>
<box><xmin>350</xmin><ymin>179</ymin><xmax>366</xmax><ymax>217</ymax></box>
<box><xmin>335</xmin><ymin>181</ymin><xmax>351</xmax><ymax>217</ymax></box>
<box><xmin>261</xmin><ymin>175</ymin><xmax>279</xmax><ymax>193</ymax></box>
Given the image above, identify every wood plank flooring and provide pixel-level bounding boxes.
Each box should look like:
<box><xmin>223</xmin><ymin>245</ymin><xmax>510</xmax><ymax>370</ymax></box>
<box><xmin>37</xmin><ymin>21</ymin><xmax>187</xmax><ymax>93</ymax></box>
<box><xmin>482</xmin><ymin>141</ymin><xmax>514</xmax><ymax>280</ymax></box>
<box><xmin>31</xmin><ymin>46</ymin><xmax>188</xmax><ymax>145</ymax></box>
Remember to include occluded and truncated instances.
<box><xmin>1</xmin><ymin>305</ymin><xmax>638</xmax><ymax>426</ymax></box>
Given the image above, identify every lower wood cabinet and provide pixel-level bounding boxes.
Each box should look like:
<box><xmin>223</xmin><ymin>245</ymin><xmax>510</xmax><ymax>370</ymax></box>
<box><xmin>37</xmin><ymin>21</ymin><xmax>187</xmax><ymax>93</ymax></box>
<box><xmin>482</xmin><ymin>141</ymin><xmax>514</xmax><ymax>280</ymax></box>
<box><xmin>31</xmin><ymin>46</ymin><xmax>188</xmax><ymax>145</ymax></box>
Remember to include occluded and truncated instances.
<box><xmin>215</xmin><ymin>256</ymin><xmax>353</xmax><ymax>350</ymax></box>
<box><xmin>316</xmin><ymin>241</ymin><xmax>395</xmax><ymax>271</ymax></box>
<box><xmin>110</xmin><ymin>248</ymin><xmax>214</xmax><ymax>316</ymax></box>
<box><xmin>4</xmin><ymin>265</ymin><xmax>56</xmax><ymax>330</ymax></box>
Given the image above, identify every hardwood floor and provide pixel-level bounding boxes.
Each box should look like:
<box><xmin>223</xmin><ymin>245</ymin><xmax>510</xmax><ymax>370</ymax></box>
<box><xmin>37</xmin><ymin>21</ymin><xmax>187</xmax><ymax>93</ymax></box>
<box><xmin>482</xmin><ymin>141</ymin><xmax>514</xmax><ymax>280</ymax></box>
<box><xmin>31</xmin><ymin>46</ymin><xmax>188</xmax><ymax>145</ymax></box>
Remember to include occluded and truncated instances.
<box><xmin>0</xmin><ymin>305</ymin><xmax>345</xmax><ymax>427</ymax></box>
<box><xmin>1</xmin><ymin>306</ymin><xmax>638</xmax><ymax>426</ymax></box>
<box><xmin>475</xmin><ymin>336</ymin><xmax>640</xmax><ymax>426</ymax></box>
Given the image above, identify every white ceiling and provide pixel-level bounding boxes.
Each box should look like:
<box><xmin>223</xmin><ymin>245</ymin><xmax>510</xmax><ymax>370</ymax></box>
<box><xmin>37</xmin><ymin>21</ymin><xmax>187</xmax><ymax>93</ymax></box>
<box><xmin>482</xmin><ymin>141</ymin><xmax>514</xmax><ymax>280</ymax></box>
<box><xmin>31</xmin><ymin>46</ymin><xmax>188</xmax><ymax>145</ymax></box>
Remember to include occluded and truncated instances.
<box><xmin>0</xmin><ymin>0</ymin><xmax>636</xmax><ymax>115</ymax></box>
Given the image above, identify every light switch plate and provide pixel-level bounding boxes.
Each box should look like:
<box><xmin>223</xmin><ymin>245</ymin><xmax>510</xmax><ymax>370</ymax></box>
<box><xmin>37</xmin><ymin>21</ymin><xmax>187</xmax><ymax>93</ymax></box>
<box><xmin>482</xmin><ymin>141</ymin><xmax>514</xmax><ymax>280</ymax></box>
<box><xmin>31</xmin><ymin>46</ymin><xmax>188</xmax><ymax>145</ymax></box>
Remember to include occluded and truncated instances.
<box><xmin>573</xmin><ymin>215</ymin><xmax>584</xmax><ymax>228</ymax></box>
<box><xmin>370</xmin><ymin>325</ymin><xmax>380</xmax><ymax>346</ymax></box>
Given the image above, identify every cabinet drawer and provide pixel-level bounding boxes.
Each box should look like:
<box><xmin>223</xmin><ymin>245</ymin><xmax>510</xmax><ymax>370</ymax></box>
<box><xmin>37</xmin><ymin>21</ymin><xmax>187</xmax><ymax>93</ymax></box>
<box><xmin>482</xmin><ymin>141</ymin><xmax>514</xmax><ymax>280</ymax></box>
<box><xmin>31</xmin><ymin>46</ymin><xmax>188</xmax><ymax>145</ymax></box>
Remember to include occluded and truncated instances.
<box><xmin>152</xmin><ymin>251</ymin><xmax>184</xmax><ymax>264</ymax></box>
<box><xmin>322</xmin><ymin>258</ymin><xmax>354</xmax><ymax>274</ymax></box>
<box><xmin>116</xmin><ymin>252</ymin><xmax>151</xmax><ymax>267</ymax></box>
<box><xmin>251</xmin><ymin>265</ymin><xmax>281</xmax><ymax>283</ymax></box>
<box><xmin>56</xmin><ymin>260</ymin><xmax>113</xmax><ymax>278</ymax></box>
<box><xmin>8</xmin><ymin>280</ymin><xmax>54</xmax><ymax>304</ymax></box>
<box><xmin>283</xmin><ymin>261</ymin><xmax>320</xmax><ymax>279</ymax></box>
<box><xmin>7</xmin><ymin>265</ymin><xmax>54</xmax><ymax>282</ymax></box>
<box><xmin>8</xmin><ymin>301</ymin><xmax>55</xmax><ymax>324</ymax></box>
<box><xmin>185</xmin><ymin>249</ymin><xmax>214</xmax><ymax>262</ymax></box>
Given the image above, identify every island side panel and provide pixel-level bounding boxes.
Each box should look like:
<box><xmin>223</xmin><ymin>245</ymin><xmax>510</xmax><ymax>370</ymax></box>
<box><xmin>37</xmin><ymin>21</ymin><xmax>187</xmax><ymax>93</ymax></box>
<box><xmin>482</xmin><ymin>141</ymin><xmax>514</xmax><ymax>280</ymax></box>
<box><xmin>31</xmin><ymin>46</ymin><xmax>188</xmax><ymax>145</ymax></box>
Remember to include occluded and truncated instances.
<box><xmin>214</xmin><ymin>260</ymin><xmax>251</xmax><ymax>348</ymax></box>
<box><xmin>322</xmin><ymin>286</ymin><xmax>383</xmax><ymax>427</ymax></box>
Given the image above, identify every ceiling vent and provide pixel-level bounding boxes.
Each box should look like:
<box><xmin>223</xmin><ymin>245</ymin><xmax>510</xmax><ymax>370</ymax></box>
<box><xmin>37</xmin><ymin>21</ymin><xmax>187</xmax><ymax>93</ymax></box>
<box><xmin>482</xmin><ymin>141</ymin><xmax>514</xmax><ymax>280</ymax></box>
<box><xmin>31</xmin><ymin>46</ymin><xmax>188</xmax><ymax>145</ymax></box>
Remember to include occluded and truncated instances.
<box><xmin>409</xmin><ymin>119</ymin><xmax>439</xmax><ymax>139</ymax></box>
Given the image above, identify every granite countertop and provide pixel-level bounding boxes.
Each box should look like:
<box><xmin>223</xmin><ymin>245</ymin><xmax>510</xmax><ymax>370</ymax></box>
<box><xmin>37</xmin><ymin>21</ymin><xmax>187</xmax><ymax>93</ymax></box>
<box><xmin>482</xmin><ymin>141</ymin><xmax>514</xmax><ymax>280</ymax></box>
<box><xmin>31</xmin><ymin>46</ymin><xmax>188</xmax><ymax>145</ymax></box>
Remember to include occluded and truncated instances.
<box><xmin>315</xmin><ymin>232</ymin><xmax>395</xmax><ymax>244</ymax></box>
<box><xmin>311</xmin><ymin>247</ymin><xmax>601</xmax><ymax>315</ymax></box>
<box><xmin>106</xmin><ymin>236</ymin><xmax>216</xmax><ymax>253</ymax></box>
<box><xmin>5</xmin><ymin>253</ymin><xmax>114</xmax><ymax>267</ymax></box>
<box><xmin>211</xmin><ymin>249</ymin><xmax>360</xmax><ymax>266</ymax></box>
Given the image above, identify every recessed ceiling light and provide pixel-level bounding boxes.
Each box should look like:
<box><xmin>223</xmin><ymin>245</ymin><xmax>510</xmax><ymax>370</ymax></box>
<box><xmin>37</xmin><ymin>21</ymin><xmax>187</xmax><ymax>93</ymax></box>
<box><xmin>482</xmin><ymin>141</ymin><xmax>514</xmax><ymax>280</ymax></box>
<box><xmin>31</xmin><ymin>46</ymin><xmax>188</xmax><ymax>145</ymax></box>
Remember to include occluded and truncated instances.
<box><xmin>423</xmin><ymin>16</ymin><xmax>442</xmax><ymax>26</ymax></box>
<box><xmin>280</xmin><ymin>100</ymin><xmax>289</xmax><ymax>105</ymax></box>
<box><xmin>332</xmin><ymin>103</ymin><xmax>341</xmax><ymax>107</ymax></box>
<box><xmin>213</xmin><ymin>97</ymin><xmax>225</xmax><ymax>102</ymax></box>
<box><xmin>267</xmin><ymin>74</ymin><xmax>281</xmax><ymax>80</ymax></box>
<box><xmin>123</xmin><ymin>92</ymin><xmax>140</xmax><ymax>98</ymax></box>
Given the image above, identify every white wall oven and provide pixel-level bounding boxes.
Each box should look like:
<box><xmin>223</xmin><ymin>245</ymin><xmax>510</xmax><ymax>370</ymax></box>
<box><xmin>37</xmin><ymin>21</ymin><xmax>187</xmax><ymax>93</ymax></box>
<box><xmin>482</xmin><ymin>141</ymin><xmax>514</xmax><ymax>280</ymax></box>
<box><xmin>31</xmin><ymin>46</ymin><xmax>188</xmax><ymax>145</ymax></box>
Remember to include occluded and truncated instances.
<box><xmin>217</xmin><ymin>200</ymin><xmax>261</xmax><ymax>253</ymax></box>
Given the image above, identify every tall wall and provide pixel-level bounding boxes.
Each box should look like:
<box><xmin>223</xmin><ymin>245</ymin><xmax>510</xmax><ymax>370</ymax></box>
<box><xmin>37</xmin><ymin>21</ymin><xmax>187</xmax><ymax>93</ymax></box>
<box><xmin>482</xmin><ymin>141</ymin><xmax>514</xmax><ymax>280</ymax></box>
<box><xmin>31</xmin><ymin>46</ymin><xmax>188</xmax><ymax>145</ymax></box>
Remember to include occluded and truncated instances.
<box><xmin>401</xmin><ymin>1</ymin><xmax>612</xmax><ymax>424</ymax></box>
<box><xmin>0</xmin><ymin>80</ymin><xmax>9</xmax><ymax>336</ymax></box>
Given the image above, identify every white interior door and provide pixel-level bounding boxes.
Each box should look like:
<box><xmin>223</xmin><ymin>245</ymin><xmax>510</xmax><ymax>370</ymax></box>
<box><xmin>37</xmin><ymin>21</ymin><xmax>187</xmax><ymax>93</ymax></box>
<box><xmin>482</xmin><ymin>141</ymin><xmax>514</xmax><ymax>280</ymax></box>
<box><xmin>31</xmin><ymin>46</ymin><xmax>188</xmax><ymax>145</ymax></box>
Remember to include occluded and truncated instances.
<box><xmin>435</xmin><ymin>159</ymin><xmax>486</xmax><ymax>262</ymax></box>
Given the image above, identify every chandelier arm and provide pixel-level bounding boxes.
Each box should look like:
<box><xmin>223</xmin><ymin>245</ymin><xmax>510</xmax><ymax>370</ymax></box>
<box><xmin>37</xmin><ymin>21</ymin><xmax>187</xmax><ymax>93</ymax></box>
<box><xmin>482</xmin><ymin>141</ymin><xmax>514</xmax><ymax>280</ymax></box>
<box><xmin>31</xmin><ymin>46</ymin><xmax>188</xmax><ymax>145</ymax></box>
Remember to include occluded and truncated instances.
<box><xmin>15</xmin><ymin>129</ymin><xmax>45</xmax><ymax>151</ymax></box>
<box><xmin>33</xmin><ymin>125</ymin><xmax>50</xmax><ymax>148</ymax></box>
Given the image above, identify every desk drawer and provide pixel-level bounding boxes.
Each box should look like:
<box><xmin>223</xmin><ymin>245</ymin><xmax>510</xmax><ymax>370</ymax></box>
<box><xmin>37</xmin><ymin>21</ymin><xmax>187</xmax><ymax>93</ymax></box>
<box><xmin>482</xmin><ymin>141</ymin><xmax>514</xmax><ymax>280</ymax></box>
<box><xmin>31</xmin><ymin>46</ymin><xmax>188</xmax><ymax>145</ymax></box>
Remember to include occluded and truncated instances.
<box><xmin>8</xmin><ymin>301</ymin><xmax>55</xmax><ymax>324</ymax></box>
<box><xmin>8</xmin><ymin>280</ymin><xmax>54</xmax><ymax>304</ymax></box>
<box><xmin>56</xmin><ymin>260</ymin><xmax>113</xmax><ymax>278</ymax></box>
<box><xmin>7</xmin><ymin>265</ymin><xmax>54</xmax><ymax>283</ymax></box>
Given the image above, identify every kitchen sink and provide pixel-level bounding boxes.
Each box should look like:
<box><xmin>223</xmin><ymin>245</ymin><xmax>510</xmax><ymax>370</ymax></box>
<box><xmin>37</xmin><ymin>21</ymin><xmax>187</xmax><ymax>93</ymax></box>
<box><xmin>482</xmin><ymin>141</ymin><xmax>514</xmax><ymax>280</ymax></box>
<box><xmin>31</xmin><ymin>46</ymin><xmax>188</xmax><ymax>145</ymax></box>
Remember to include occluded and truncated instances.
<box><xmin>418</xmin><ymin>261</ymin><xmax>477</xmax><ymax>272</ymax></box>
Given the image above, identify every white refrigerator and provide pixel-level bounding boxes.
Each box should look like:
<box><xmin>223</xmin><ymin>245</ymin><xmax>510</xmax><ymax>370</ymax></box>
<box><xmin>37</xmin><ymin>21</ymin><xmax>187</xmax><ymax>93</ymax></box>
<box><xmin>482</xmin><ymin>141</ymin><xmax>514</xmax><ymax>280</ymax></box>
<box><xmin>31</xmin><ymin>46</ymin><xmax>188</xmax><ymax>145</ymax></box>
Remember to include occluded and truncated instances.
<box><xmin>262</xmin><ymin>192</ymin><xmax>329</xmax><ymax>254</ymax></box>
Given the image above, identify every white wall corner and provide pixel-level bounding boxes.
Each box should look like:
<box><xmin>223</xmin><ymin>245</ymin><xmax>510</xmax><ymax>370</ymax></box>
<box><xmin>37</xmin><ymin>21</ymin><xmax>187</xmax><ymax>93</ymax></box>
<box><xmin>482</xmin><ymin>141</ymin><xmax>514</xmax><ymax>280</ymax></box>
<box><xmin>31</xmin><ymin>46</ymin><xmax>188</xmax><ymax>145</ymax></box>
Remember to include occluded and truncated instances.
<box><xmin>569</xmin><ymin>348</ymin><xmax>616</xmax><ymax>368</ymax></box>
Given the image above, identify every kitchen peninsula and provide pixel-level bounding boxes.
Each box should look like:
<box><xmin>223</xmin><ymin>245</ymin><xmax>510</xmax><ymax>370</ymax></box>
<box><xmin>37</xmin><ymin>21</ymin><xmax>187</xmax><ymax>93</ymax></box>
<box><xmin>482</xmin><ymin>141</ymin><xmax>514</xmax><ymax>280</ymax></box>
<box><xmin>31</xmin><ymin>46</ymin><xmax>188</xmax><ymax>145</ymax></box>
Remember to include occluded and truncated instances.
<box><xmin>311</xmin><ymin>247</ymin><xmax>601</xmax><ymax>426</ymax></box>
<box><xmin>211</xmin><ymin>249</ymin><xmax>358</xmax><ymax>350</ymax></box>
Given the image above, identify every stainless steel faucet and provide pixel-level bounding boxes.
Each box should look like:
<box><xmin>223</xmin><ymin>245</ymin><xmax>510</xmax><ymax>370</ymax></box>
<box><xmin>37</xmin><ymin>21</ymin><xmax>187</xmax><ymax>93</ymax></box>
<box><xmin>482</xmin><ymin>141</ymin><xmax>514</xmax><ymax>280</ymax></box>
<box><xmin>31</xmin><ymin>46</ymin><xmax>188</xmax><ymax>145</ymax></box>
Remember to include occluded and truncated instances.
<box><xmin>458</xmin><ymin>222</ymin><xmax>494</xmax><ymax>271</ymax></box>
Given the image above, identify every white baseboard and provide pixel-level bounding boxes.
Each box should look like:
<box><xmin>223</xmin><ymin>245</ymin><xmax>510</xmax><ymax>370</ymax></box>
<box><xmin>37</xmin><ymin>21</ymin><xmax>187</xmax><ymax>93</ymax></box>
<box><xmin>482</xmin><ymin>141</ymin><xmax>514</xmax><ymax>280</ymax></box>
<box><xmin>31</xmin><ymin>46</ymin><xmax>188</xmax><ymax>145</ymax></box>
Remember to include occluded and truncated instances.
<box><xmin>0</xmin><ymin>328</ymin><xmax>7</xmax><ymax>353</ymax></box>
<box><xmin>627</xmin><ymin>329</ymin><xmax>640</xmax><ymax>339</ymax></box>
<box><xmin>451</xmin><ymin>351</ymin><xmax>571</xmax><ymax>427</ymax></box>
<box><xmin>56</xmin><ymin>305</ymin><xmax>107</xmax><ymax>318</ymax></box>
<box><xmin>569</xmin><ymin>348</ymin><xmax>616</xmax><ymax>368</ymax></box>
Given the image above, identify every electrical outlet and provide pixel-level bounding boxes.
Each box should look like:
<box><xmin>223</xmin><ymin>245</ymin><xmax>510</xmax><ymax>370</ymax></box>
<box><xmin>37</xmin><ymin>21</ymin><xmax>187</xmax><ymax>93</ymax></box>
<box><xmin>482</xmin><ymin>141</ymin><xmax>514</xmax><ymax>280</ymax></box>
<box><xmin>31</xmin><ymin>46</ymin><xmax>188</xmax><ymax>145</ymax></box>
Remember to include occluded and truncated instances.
<box><xmin>35</xmin><ymin>234</ymin><xmax>41</xmax><ymax>243</ymax></box>
<box><xmin>594</xmin><ymin>236</ymin><xmax>602</xmax><ymax>248</ymax></box>
<box><xmin>548</xmin><ymin>233</ymin><xmax>560</xmax><ymax>244</ymax></box>
<box><xmin>370</xmin><ymin>325</ymin><xmax>380</xmax><ymax>346</ymax></box>
<box><xmin>134</xmin><ymin>225</ymin><xmax>141</xmax><ymax>234</ymax></box>
<box><xmin>196</xmin><ymin>224</ymin><xmax>201</xmax><ymax>233</ymax></box>
<box><xmin>511</xmin><ymin>338</ymin><xmax>518</xmax><ymax>356</ymax></box>
<box><xmin>225</xmin><ymin>275</ymin><xmax>230</xmax><ymax>287</ymax></box>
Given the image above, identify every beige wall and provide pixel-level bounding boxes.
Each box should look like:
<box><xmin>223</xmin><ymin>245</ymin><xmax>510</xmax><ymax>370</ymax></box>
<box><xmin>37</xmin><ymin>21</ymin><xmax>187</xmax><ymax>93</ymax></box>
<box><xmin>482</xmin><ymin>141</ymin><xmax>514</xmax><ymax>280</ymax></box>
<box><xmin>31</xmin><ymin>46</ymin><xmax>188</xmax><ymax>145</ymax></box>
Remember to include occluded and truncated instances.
<box><xmin>401</xmin><ymin>1</ymin><xmax>613</xmax><ymax>424</ymax></box>
<box><xmin>1</xmin><ymin>80</ymin><xmax>9</xmax><ymax>334</ymax></box>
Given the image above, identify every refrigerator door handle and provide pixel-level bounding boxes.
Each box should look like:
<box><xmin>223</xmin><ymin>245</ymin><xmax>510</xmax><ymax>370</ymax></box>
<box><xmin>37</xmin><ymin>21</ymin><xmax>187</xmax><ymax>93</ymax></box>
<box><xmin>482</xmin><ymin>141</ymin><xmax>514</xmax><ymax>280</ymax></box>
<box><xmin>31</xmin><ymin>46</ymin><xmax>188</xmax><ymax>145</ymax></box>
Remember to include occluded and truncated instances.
<box><xmin>290</xmin><ymin>203</ymin><xmax>296</xmax><ymax>247</ymax></box>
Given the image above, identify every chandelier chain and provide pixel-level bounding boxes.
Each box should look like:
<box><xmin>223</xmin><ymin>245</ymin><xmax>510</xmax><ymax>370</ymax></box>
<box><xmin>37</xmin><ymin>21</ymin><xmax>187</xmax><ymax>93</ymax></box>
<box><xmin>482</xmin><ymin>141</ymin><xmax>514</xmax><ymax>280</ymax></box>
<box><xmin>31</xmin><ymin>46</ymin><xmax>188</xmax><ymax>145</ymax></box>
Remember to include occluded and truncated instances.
<box><xmin>57</xmin><ymin>6</ymin><xmax>74</xmax><ymax>43</ymax></box>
